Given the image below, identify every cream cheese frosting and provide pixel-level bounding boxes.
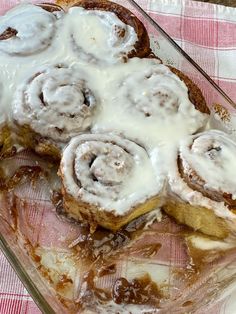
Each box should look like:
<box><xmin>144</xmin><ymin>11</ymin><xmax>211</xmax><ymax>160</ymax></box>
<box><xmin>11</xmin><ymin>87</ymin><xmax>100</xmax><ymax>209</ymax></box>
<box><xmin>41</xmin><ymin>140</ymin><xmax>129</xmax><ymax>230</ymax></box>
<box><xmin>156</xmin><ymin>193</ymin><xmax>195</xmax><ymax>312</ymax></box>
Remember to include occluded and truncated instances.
<box><xmin>67</xmin><ymin>7</ymin><xmax>138</xmax><ymax>64</ymax></box>
<box><xmin>0</xmin><ymin>4</ymin><xmax>60</xmax><ymax>56</ymax></box>
<box><xmin>0</xmin><ymin>4</ymin><xmax>207</xmax><ymax>135</ymax></box>
<box><xmin>168</xmin><ymin>130</ymin><xmax>236</xmax><ymax>220</ymax></box>
<box><xmin>13</xmin><ymin>65</ymin><xmax>98</xmax><ymax>142</ymax></box>
<box><xmin>0</xmin><ymin>3</ymin><xmax>213</xmax><ymax>216</ymax></box>
<box><xmin>61</xmin><ymin>134</ymin><xmax>164</xmax><ymax>214</ymax></box>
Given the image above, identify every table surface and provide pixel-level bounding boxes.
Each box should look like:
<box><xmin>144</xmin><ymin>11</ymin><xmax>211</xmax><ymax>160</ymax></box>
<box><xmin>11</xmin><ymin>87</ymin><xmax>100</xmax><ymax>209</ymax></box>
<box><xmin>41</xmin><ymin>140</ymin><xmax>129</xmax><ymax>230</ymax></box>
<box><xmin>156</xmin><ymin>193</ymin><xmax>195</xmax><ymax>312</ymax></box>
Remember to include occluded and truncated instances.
<box><xmin>197</xmin><ymin>0</ymin><xmax>236</xmax><ymax>6</ymax></box>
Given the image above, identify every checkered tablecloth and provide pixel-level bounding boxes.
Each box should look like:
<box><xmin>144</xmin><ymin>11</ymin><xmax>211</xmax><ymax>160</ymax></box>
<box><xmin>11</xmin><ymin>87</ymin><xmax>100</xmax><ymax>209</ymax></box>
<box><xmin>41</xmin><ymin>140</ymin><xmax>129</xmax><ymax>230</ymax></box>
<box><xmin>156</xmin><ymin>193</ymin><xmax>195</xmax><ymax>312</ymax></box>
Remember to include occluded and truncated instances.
<box><xmin>1</xmin><ymin>0</ymin><xmax>236</xmax><ymax>313</ymax></box>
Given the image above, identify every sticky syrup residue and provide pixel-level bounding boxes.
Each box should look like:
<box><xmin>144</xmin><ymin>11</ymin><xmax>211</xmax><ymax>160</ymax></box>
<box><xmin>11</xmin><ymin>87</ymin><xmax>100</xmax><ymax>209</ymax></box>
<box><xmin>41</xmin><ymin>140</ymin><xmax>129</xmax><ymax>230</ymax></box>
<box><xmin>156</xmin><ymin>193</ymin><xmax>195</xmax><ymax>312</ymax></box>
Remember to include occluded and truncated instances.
<box><xmin>0</xmin><ymin>165</ymin><xmax>45</xmax><ymax>231</ymax></box>
<box><xmin>0</xmin><ymin>165</ymin><xmax>43</xmax><ymax>191</ymax></box>
<box><xmin>52</xmin><ymin>191</ymin><xmax>160</xmax><ymax>263</ymax></box>
<box><xmin>1</xmin><ymin>156</ymin><xmax>234</xmax><ymax>313</ymax></box>
<box><xmin>112</xmin><ymin>274</ymin><xmax>162</xmax><ymax>306</ymax></box>
<box><xmin>76</xmin><ymin>270</ymin><xmax>162</xmax><ymax>311</ymax></box>
<box><xmin>77</xmin><ymin>270</ymin><xmax>111</xmax><ymax>306</ymax></box>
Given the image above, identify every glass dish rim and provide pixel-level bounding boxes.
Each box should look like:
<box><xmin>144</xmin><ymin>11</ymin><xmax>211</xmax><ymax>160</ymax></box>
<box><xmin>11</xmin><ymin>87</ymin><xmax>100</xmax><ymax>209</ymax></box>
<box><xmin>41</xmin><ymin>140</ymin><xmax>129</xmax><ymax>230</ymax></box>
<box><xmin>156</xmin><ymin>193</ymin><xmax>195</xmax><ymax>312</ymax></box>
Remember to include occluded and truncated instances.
<box><xmin>129</xmin><ymin>0</ymin><xmax>235</xmax><ymax>108</ymax></box>
<box><xmin>0</xmin><ymin>1</ymin><xmax>235</xmax><ymax>313</ymax></box>
<box><xmin>0</xmin><ymin>234</ymin><xmax>55</xmax><ymax>313</ymax></box>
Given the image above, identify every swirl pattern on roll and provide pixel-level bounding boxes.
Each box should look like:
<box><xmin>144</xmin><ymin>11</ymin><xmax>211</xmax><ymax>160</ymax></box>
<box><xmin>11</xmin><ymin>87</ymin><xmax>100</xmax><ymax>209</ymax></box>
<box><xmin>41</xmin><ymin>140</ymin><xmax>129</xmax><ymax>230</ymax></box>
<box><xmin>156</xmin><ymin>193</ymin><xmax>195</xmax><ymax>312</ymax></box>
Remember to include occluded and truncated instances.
<box><xmin>67</xmin><ymin>1</ymin><xmax>150</xmax><ymax>64</ymax></box>
<box><xmin>60</xmin><ymin>134</ymin><xmax>162</xmax><ymax>215</ymax></box>
<box><xmin>117</xmin><ymin>60</ymin><xmax>208</xmax><ymax>121</ymax></box>
<box><xmin>13</xmin><ymin>65</ymin><xmax>97</xmax><ymax>142</ymax></box>
<box><xmin>170</xmin><ymin>130</ymin><xmax>236</xmax><ymax>213</ymax></box>
<box><xmin>0</xmin><ymin>4</ymin><xmax>62</xmax><ymax>56</ymax></box>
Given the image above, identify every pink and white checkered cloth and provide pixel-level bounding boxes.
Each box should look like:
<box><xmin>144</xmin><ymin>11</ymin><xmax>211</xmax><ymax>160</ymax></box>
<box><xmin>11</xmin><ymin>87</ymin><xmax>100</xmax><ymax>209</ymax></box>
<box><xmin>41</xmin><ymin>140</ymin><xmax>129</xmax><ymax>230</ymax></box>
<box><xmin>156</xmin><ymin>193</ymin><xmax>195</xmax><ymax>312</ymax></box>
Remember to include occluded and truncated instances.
<box><xmin>1</xmin><ymin>0</ymin><xmax>236</xmax><ymax>313</ymax></box>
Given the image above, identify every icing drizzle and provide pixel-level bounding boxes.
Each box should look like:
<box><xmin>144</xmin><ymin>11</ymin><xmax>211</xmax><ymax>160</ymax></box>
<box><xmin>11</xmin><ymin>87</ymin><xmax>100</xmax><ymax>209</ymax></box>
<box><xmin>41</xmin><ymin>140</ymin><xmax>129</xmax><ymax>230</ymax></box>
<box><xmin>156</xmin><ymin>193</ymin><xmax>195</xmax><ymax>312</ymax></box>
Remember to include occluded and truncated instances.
<box><xmin>168</xmin><ymin>130</ymin><xmax>236</xmax><ymax>219</ymax></box>
<box><xmin>13</xmin><ymin>65</ymin><xmax>98</xmax><ymax>142</ymax></box>
<box><xmin>0</xmin><ymin>4</ymin><xmax>60</xmax><ymax>56</ymax></box>
<box><xmin>0</xmin><ymin>3</ymin><xmax>213</xmax><ymax>216</ymax></box>
<box><xmin>67</xmin><ymin>7</ymin><xmax>138</xmax><ymax>63</ymax></box>
<box><xmin>181</xmin><ymin>130</ymin><xmax>236</xmax><ymax>198</ymax></box>
<box><xmin>61</xmin><ymin>134</ymin><xmax>163</xmax><ymax>214</ymax></box>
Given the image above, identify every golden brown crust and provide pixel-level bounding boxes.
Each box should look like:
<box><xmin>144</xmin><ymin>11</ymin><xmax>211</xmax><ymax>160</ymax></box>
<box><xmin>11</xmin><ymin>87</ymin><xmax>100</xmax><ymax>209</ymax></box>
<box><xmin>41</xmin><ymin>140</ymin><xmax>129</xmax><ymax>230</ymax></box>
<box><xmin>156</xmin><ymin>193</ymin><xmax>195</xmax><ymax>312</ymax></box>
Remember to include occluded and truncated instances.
<box><xmin>38</xmin><ymin>3</ymin><xmax>64</xmax><ymax>13</ymax></box>
<box><xmin>72</xmin><ymin>0</ymin><xmax>151</xmax><ymax>59</ymax></box>
<box><xmin>169</xmin><ymin>66</ymin><xmax>210</xmax><ymax>115</ymax></box>
<box><xmin>0</xmin><ymin>126</ymin><xmax>9</xmax><ymax>147</ymax></box>
<box><xmin>0</xmin><ymin>126</ymin><xmax>16</xmax><ymax>159</ymax></box>
<box><xmin>58</xmin><ymin>133</ymin><xmax>165</xmax><ymax>231</ymax></box>
<box><xmin>61</xmin><ymin>185</ymin><xmax>163</xmax><ymax>231</ymax></box>
<box><xmin>16</xmin><ymin>124</ymin><xmax>61</xmax><ymax>161</ymax></box>
<box><xmin>177</xmin><ymin>155</ymin><xmax>236</xmax><ymax>210</ymax></box>
<box><xmin>164</xmin><ymin>129</ymin><xmax>236</xmax><ymax>239</ymax></box>
<box><xmin>163</xmin><ymin>199</ymin><xmax>230</xmax><ymax>239</ymax></box>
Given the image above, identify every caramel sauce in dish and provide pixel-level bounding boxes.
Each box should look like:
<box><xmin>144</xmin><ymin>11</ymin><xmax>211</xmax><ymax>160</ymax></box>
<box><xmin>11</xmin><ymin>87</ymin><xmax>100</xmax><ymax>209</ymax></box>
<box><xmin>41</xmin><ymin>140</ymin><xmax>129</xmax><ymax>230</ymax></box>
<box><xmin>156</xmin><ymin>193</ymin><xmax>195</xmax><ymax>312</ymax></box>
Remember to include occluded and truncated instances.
<box><xmin>0</xmin><ymin>157</ymin><xmax>235</xmax><ymax>313</ymax></box>
<box><xmin>0</xmin><ymin>156</ymin><xmax>165</xmax><ymax>312</ymax></box>
<box><xmin>0</xmin><ymin>165</ymin><xmax>43</xmax><ymax>191</ymax></box>
<box><xmin>76</xmin><ymin>270</ymin><xmax>162</xmax><ymax>310</ymax></box>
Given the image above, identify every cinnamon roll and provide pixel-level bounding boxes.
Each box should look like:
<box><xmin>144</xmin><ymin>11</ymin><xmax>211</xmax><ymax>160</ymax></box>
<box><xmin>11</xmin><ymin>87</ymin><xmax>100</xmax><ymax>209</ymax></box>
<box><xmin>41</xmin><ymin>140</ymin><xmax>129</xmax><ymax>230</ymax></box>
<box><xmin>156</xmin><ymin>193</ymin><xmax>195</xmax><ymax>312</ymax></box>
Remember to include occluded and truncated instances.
<box><xmin>164</xmin><ymin>130</ymin><xmax>236</xmax><ymax>239</ymax></box>
<box><xmin>122</xmin><ymin>60</ymin><xmax>208</xmax><ymax>118</ymax></box>
<box><xmin>13</xmin><ymin>65</ymin><xmax>98</xmax><ymax>159</ymax></box>
<box><xmin>106</xmin><ymin>59</ymin><xmax>209</xmax><ymax>138</ymax></box>
<box><xmin>59</xmin><ymin>134</ymin><xmax>164</xmax><ymax>231</ymax></box>
<box><xmin>0</xmin><ymin>3</ymin><xmax>63</xmax><ymax>56</ymax></box>
<box><xmin>66</xmin><ymin>0</ymin><xmax>150</xmax><ymax>63</ymax></box>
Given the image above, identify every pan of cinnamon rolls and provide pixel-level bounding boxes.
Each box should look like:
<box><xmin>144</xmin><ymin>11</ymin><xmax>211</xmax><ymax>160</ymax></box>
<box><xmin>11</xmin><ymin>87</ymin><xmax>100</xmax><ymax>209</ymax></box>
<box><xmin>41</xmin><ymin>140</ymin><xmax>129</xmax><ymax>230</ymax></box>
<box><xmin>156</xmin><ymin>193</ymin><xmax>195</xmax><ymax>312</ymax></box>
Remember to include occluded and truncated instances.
<box><xmin>0</xmin><ymin>0</ymin><xmax>235</xmax><ymax>239</ymax></box>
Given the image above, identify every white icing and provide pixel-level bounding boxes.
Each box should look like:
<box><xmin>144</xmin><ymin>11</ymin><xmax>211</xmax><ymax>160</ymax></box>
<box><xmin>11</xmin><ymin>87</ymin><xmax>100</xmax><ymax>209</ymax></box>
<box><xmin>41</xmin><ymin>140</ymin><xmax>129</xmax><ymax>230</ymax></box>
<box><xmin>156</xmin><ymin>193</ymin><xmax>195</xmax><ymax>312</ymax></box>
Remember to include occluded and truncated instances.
<box><xmin>182</xmin><ymin>130</ymin><xmax>236</xmax><ymax>198</ymax></box>
<box><xmin>143</xmin><ymin>208</ymin><xmax>162</xmax><ymax>229</ymax></box>
<box><xmin>61</xmin><ymin>134</ymin><xmax>164</xmax><ymax>215</ymax></box>
<box><xmin>0</xmin><ymin>4</ymin><xmax>207</xmax><ymax>148</ymax></box>
<box><xmin>66</xmin><ymin>7</ymin><xmax>138</xmax><ymax>64</ymax></box>
<box><xmin>187</xmin><ymin>235</ymin><xmax>236</xmax><ymax>251</ymax></box>
<box><xmin>36</xmin><ymin>248</ymin><xmax>76</xmax><ymax>280</ymax></box>
<box><xmin>0</xmin><ymin>4</ymin><xmax>59</xmax><ymax>56</ymax></box>
<box><xmin>0</xmin><ymin>4</ymin><xmax>65</xmax><ymax>127</ymax></box>
<box><xmin>91</xmin><ymin>58</ymin><xmax>208</xmax><ymax>148</ymax></box>
<box><xmin>13</xmin><ymin>65</ymin><xmax>98</xmax><ymax>142</ymax></box>
<box><xmin>168</xmin><ymin>130</ymin><xmax>236</xmax><ymax>220</ymax></box>
<box><xmin>3</xmin><ymin>3</ymin><xmax>234</xmax><ymax>221</ymax></box>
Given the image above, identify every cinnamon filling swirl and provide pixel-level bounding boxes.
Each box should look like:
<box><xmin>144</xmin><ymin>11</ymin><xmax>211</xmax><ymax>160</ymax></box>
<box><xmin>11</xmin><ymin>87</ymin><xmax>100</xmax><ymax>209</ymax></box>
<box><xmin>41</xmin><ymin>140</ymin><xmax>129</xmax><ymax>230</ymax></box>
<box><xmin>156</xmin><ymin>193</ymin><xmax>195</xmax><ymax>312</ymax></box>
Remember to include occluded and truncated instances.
<box><xmin>67</xmin><ymin>0</ymin><xmax>150</xmax><ymax>63</ymax></box>
<box><xmin>0</xmin><ymin>4</ymin><xmax>63</xmax><ymax>56</ymax></box>
<box><xmin>60</xmin><ymin>134</ymin><xmax>163</xmax><ymax>216</ymax></box>
<box><xmin>116</xmin><ymin>60</ymin><xmax>208</xmax><ymax>121</ymax></box>
<box><xmin>13</xmin><ymin>65</ymin><xmax>98</xmax><ymax>142</ymax></box>
<box><xmin>177</xmin><ymin>130</ymin><xmax>236</xmax><ymax>210</ymax></box>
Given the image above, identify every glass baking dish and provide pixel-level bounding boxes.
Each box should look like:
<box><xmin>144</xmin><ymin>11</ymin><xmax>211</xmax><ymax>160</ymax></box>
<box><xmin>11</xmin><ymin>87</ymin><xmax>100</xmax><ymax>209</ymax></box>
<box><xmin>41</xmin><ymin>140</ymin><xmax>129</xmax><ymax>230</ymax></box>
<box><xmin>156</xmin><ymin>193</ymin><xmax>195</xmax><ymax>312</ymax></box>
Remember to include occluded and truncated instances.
<box><xmin>1</xmin><ymin>1</ymin><xmax>236</xmax><ymax>313</ymax></box>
